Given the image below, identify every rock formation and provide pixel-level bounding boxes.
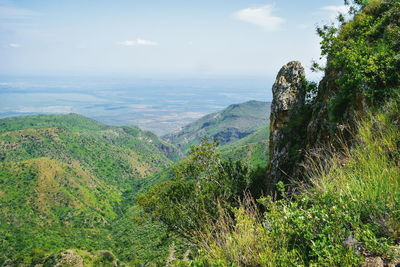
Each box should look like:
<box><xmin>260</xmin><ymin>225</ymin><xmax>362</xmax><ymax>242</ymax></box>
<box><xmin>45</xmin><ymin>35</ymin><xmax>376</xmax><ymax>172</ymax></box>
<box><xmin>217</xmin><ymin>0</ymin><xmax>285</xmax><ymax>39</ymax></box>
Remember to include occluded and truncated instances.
<box><xmin>268</xmin><ymin>61</ymin><xmax>305</xmax><ymax>189</ymax></box>
<box><xmin>267</xmin><ymin>61</ymin><xmax>364</xmax><ymax>194</ymax></box>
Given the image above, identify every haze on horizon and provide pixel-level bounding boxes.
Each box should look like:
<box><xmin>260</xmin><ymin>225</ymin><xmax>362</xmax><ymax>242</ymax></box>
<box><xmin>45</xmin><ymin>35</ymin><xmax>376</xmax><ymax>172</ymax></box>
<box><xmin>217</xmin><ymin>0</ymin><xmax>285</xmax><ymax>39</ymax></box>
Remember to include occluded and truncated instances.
<box><xmin>1</xmin><ymin>0</ymin><xmax>347</xmax><ymax>79</ymax></box>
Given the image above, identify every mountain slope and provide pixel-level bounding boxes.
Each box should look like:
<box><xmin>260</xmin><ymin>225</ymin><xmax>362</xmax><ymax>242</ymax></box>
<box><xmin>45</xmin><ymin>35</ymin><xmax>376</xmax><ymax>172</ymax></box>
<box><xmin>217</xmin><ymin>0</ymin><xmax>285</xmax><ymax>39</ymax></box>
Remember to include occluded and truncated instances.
<box><xmin>0</xmin><ymin>114</ymin><xmax>181</xmax><ymax>188</ymax></box>
<box><xmin>163</xmin><ymin>100</ymin><xmax>270</xmax><ymax>153</ymax></box>
<box><xmin>0</xmin><ymin>114</ymin><xmax>182</xmax><ymax>264</ymax></box>
<box><xmin>0</xmin><ymin>157</ymin><xmax>120</xmax><ymax>227</ymax></box>
<box><xmin>219</xmin><ymin>125</ymin><xmax>269</xmax><ymax>169</ymax></box>
<box><xmin>0</xmin><ymin>157</ymin><xmax>122</xmax><ymax>264</ymax></box>
<box><xmin>0</xmin><ymin>108</ymin><xmax>271</xmax><ymax>265</ymax></box>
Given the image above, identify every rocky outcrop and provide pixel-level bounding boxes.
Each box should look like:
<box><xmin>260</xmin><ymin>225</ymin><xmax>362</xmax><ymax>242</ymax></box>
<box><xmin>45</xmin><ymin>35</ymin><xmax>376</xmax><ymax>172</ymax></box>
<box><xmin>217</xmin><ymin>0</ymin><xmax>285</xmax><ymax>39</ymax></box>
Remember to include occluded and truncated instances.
<box><xmin>267</xmin><ymin>62</ymin><xmax>365</xmax><ymax>193</ymax></box>
<box><xmin>268</xmin><ymin>61</ymin><xmax>305</xmax><ymax>189</ymax></box>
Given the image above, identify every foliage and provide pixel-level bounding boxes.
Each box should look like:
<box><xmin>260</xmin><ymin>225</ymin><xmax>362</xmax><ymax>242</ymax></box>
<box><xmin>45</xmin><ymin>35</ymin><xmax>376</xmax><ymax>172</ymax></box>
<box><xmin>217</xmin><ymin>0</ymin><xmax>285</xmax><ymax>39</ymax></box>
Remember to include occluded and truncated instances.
<box><xmin>187</xmin><ymin>98</ymin><xmax>400</xmax><ymax>266</ymax></box>
<box><xmin>301</xmin><ymin>76</ymin><xmax>319</xmax><ymax>103</ymax></box>
<box><xmin>316</xmin><ymin>0</ymin><xmax>400</xmax><ymax>121</ymax></box>
<box><xmin>138</xmin><ymin>139</ymin><xmax>267</xmax><ymax>235</ymax></box>
<box><xmin>33</xmin><ymin>249</ymin><xmax>117</xmax><ymax>267</ymax></box>
<box><xmin>0</xmin><ymin>114</ymin><xmax>182</xmax><ymax>265</ymax></box>
<box><xmin>109</xmin><ymin>205</ymin><xmax>184</xmax><ymax>264</ymax></box>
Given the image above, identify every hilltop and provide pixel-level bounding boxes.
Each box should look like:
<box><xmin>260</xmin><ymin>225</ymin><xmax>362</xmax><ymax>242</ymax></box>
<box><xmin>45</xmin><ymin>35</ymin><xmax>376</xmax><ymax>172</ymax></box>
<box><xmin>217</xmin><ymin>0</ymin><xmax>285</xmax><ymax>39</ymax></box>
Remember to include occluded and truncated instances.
<box><xmin>163</xmin><ymin>100</ymin><xmax>270</xmax><ymax>153</ymax></box>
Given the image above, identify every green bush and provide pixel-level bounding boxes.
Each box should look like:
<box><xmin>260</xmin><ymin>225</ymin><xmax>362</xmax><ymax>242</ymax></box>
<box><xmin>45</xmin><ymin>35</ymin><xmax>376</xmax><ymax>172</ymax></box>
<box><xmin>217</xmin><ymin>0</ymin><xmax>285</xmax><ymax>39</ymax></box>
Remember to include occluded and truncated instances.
<box><xmin>316</xmin><ymin>0</ymin><xmax>400</xmax><ymax>121</ymax></box>
<box><xmin>138</xmin><ymin>139</ymin><xmax>266</xmax><ymax>235</ymax></box>
<box><xmin>187</xmin><ymin>98</ymin><xmax>399</xmax><ymax>266</ymax></box>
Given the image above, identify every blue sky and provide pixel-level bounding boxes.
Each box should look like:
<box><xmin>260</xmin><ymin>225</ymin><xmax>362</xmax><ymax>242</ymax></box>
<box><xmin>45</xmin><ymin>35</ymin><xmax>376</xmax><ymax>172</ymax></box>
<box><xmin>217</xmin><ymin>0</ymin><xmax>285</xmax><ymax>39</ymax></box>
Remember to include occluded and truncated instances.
<box><xmin>0</xmin><ymin>0</ymin><xmax>347</xmax><ymax>79</ymax></box>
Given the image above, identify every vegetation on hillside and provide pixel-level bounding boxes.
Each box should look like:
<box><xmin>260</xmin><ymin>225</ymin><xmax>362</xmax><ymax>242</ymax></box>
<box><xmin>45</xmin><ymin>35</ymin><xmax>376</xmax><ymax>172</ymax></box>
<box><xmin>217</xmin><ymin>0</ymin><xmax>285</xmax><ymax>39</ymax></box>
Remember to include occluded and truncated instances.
<box><xmin>173</xmin><ymin>91</ymin><xmax>400</xmax><ymax>267</ymax></box>
<box><xmin>0</xmin><ymin>114</ymin><xmax>179</xmax><ymax>188</ymax></box>
<box><xmin>0</xmin><ymin>112</ymin><xmax>266</xmax><ymax>265</ymax></box>
<box><xmin>163</xmin><ymin>101</ymin><xmax>270</xmax><ymax>153</ymax></box>
<box><xmin>0</xmin><ymin>114</ymin><xmax>182</xmax><ymax>265</ymax></box>
<box><xmin>219</xmin><ymin>125</ymin><xmax>269</xmax><ymax>170</ymax></box>
<box><xmin>138</xmin><ymin>139</ymin><xmax>267</xmax><ymax>236</ymax></box>
<box><xmin>315</xmin><ymin>0</ymin><xmax>400</xmax><ymax>121</ymax></box>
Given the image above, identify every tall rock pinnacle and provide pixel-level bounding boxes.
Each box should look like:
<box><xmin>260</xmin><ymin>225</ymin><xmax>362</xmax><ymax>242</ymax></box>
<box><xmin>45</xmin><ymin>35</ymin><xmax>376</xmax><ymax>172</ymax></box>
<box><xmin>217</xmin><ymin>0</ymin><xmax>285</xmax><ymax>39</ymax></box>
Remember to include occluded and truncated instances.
<box><xmin>268</xmin><ymin>61</ymin><xmax>305</xmax><ymax>190</ymax></box>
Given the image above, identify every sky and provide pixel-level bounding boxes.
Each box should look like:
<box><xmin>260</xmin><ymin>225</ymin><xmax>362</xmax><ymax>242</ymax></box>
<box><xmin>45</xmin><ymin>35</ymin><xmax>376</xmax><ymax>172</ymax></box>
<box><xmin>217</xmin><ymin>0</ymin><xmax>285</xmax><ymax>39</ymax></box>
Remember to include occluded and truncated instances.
<box><xmin>0</xmin><ymin>0</ymin><xmax>348</xmax><ymax>79</ymax></box>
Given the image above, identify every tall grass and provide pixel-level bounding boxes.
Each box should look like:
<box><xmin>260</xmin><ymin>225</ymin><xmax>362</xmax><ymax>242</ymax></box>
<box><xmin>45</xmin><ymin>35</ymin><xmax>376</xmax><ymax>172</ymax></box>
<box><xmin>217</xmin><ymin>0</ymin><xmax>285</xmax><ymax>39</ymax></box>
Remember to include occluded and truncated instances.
<box><xmin>311</xmin><ymin>100</ymin><xmax>400</xmax><ymax>243</ymax></box>
<box><xmin>184</xmin><ymin>99</ymin><xmax>399</xmax><ymax>266</ymax></box>
<box><xmin>191</xmin><ymin>195</ymin><xmax>276</xmax><ymax>266</ymax></box>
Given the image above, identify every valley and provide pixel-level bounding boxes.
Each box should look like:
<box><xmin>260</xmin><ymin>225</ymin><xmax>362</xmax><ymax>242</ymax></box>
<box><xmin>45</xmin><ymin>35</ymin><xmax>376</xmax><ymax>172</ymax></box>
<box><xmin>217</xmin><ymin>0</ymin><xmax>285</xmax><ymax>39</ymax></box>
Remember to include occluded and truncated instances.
<box><xmin>0</xmin><ymin>77</ymin><xmax>270</xmax><ymax>136</ymax></box>
<box><xmin>0</xmin><ymin>101</ymin><xmax>270</xmax><ymax>265</ymax></box>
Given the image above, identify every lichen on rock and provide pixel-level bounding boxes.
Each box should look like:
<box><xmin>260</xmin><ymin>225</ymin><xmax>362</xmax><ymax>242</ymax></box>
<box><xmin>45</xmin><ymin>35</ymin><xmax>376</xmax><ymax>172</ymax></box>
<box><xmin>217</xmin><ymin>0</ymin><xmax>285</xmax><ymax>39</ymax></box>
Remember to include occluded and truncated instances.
<box><xmin>268</xmin><ymin>61</ymin><xmax>305</xmax><ymax>189</ymax></box>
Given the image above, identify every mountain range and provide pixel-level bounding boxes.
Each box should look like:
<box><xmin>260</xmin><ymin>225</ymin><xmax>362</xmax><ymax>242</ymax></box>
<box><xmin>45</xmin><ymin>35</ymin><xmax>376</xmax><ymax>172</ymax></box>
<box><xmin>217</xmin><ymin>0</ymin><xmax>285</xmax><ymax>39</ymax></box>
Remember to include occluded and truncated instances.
<box><xmin>0</xmin><ymin>100</ymin><xmax>270</xmax><ymax>265</ymax></box>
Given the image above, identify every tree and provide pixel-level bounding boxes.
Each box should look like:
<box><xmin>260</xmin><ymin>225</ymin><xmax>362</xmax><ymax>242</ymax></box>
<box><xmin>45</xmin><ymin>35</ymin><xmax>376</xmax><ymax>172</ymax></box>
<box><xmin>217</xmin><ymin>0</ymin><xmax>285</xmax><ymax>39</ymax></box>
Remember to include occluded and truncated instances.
<box><xmin>315</xmin><ymin>0</ymin><xmax>400</xmax><ymax>121</ymax></box>
<box><xmin>138</xmin><ymin>139</ymin><xmax>252</xmax><ymax>235</ymax></box>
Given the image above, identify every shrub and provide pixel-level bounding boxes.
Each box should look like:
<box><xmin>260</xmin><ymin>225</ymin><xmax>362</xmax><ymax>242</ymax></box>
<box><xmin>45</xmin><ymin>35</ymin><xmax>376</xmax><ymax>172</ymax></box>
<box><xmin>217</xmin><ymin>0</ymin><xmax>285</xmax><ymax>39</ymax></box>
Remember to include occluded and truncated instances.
<box><xmin>316</xmin><ymin>0</ymin><xmax>400</xmax><ymax>121</ymax></box>
<box><xmin>138</xmin><ymin>139</ymin><xmax>265</xmax><ymax>235</ymax></box>
<box><xmin>188</xmin><ymin>98</ymin><xmax>399</xmax><ymax>266</ymax></box>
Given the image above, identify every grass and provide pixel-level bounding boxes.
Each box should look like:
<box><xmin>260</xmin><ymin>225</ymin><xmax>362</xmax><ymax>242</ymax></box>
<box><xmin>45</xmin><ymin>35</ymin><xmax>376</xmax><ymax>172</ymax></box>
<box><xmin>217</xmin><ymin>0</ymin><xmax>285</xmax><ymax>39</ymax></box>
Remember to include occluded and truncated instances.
<box><xmin>179</xmin><ymin>98</ymin><xmax>400</xmax><ymax>266</ymax></box>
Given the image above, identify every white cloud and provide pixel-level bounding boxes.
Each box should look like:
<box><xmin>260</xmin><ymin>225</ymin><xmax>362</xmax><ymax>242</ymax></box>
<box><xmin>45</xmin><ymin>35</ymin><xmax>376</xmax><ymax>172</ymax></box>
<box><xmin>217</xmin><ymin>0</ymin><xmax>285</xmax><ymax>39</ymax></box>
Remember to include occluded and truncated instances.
<box><xmin>8</xmin><ymin>43</ymin><xmax>21</xmax><ymax>48</ymax></box>
<box><xmin>117</xmin><ymin>38</ymin><xmax>158</xmax><ymax>47</ymax></box>
<box><xmin>233</xmin><ymin>5</ymin><xmax>285</xmax><ymax>32</ymax></box>
<box><xmin>136</xmin><ymin>39</ymin><xmax>158</xmax><ymax>46</ymax></box>
<box><xmin>321</xmin><ymin>5</ymin><xmax>350</xmax><ymax>18</ymax></box>
<box><xmin>117</xmin><ymin>40</ymin><xmax>136</xmax><ymax>46</ymax></box>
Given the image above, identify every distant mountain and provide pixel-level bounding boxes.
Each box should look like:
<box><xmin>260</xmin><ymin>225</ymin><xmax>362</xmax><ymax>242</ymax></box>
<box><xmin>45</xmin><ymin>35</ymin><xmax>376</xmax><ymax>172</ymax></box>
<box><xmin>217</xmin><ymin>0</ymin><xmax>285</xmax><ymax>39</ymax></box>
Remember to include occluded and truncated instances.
<box><xmin>0</xmin><ymin>114</ymin><xmax>181</xmax><ymax>264</ymax></box>
<box><xmin>163</xmin><ymin>100</ymin><xmax>271</xmax><ymax>153</ymax></box>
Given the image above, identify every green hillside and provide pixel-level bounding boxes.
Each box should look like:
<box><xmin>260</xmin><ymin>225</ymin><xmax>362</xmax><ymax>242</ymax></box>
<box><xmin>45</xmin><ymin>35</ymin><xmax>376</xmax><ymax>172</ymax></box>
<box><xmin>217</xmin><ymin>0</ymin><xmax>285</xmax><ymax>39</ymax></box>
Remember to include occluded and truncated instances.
<box><xmin>0</xmin><ymin>158</ymin><xmax>119</xmax><ymax>263</ymax></box>
<box><xmin>0</xmin><ymin>113</ymin><xmax>107</xmax><ymax>134</ymax></box>
<box><xmin>0</xmin><ymin>158</ymin><xmax>120</xmax><ymax>227</ymax></box>
<box><xmin>0</xmin><ymin>114</ymin><xmax>182</xmax><ymax>265</ymax></box>
<box><xmin>163</xmin><ymin>100</ymin><xmax>270</xmax><ymax>153</ymax></box>
<box><xmin>0</xmin><ymin>114</ymin><xmax>181</xmax><ymax>188</ymax></box>
<box><xmin>219</xmin><ymin>125</ymin><xmax>269</xmax><ymax>169</ymax></box>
